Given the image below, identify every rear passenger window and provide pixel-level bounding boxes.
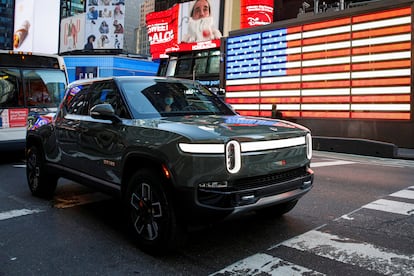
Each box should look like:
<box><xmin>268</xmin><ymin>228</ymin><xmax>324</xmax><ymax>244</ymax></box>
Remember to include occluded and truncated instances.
<box><xmin>64</xmin><ymin>84</ymin><xmax>90</xmax><ymax>115</ymax></box>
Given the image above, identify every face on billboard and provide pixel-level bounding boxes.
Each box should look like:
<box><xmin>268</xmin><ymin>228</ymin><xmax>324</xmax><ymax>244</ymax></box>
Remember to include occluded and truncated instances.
<box><xmin>179</xmin><ymin>0</ymin><xmax>222</xmax><ymax>43</ymax></box>
<box><xmin>146</xmin><ymin>0</ymin><xmax>223</xmax><ymax>59</ymax></box>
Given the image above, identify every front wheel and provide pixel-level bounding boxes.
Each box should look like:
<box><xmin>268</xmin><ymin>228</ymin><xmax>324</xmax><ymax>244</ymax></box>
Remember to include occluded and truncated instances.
<box><xmin>26</xmin><ymin>146</ymin><xmax>58</xmax><ymax>199</ymax></box>
<box><xmin>126</xmin><ymin>168</ymin><xmax>182</xmax><ymax>254</ymax></box>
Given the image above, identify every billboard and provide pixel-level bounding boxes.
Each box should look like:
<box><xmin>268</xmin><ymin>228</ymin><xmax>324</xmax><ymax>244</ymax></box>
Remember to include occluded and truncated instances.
<box><xmin>225</xmin><ymin>7</ymin><xmax>412</xmax><ymax>121</ymax></box>
<box><xmin>84</xmin><ymin>0</ymin><xmax>125</xmax><ymax>51</ymax></box>
<box><xmin>60</xmin><ymin>14</ymin><xmax>86</xmax><ymax>53</ymax></box>
<box><xmin>240</xmin><ymin>0</ymin><xmax>274</xmax><ymax>29</ymax></box>
<box><xmin>147</xmin><ymin>0</ymin><xmax>222</xmax><ymax>59</ymax></box>
<box><xmin>13</xmin><ymin>0</ymin><xmax>60</xmax><ymax>53</ymax></box>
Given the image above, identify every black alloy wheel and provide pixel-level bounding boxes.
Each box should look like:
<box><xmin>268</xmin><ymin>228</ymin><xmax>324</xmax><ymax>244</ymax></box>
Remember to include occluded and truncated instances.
<box><xmin>127</xmin><ymin>168</ymin><xmax>181</xmax><ymax>254</ymax></box>
<box><xmin>26</xmin><ymin>146</ymin><xmax>58</xmax><ymax>199</ymax></box>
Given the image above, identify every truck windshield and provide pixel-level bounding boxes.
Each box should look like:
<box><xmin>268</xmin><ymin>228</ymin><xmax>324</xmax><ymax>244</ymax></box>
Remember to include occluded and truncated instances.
<box><xmin>119</xmin><ymin>78</ymin><xmax>236</xmax><ymax>118</ymax></box>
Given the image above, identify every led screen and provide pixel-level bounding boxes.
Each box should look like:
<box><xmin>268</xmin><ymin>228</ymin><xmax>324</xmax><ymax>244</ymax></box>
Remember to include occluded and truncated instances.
<box><xmin>14</xmin><ymin>0</ymin><xmax>60</xmax><ymax>53</ymax></box>
<box><xmin>226</xmin><ymin>7</ymin><xmax>412</xmax><ymax>120</ymax></box>
<box><xmin>147</xmin><ymin>0</ymin><xmax>223</xmax><ymax>59</ymax></box>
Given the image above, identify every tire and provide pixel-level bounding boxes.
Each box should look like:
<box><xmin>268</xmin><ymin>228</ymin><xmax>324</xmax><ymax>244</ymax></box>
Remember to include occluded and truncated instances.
<box><xmin>126</xmin><ymin>168</ymin><xmax>183</xmax><ymax>255</ymax></box>
<box><xmin>26</xmin><ymin>146</ymin><xmax>58</xmax><ymax>199</ymax></box>
<box><xmin>256</xmin><ymin>200</ymin><xmax>298</xmax><ymax>218</ymax></box>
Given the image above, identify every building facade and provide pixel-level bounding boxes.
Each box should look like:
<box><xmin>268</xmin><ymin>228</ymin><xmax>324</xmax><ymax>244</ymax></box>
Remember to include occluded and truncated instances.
<box><xmin>0</xmin><ymin>0</ymin><xmax>14</xmax><ymax>50</ymax></box>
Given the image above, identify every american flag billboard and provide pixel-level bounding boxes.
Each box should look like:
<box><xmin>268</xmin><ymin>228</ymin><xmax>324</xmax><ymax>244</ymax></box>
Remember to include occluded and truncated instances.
<box><xmin>225</xmin><ymin>6</ymin><xmax>412</xmax><ymax>121</ymax></box>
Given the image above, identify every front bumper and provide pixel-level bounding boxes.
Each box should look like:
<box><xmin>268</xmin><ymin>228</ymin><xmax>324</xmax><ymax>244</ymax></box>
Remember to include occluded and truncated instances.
<box><xmin>196</xmin><ymin>166</ymin><xmax>314</xmax><ymax>213</ymax></box>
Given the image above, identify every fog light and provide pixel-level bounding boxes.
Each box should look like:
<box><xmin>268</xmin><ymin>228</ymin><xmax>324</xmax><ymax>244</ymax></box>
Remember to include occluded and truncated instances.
<box><xmin>241</xmin><ymin>195</ymin><xmax>255</xmax><ymax>201</ymax></box>
<box><xmin>198</xmin><ymin>181</ymin><xmax>228</xmax><ymax>188</ymax></box>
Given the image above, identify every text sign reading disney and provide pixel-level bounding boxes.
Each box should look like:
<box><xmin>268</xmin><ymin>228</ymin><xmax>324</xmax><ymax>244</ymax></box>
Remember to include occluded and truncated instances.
<box><xmin>240</xmin><ymin>0</ymin><xmax>274</xmax><ymax>29</ymax></box>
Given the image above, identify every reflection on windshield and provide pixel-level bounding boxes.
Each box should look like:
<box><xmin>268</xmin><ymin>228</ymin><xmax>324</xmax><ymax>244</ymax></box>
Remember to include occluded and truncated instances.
<box><xmin>0</xmin><ymin>69</ymin><xmax>20</xmax><ymax>107</ymax></box>
<box><xmin>120</xmin><ymin>79</ymin><xmax>235</xmax><ymax>119</ymax></box>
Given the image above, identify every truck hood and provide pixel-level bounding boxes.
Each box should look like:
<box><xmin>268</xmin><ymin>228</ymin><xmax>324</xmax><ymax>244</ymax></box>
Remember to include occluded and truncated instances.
<box><xmin>153</xmin><ymin>115</ymin><xmax>309</xmax><ymax>142</ymax></box>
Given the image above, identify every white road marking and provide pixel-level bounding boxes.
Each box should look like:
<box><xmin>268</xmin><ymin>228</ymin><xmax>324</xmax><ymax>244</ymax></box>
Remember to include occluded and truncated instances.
<box><xmin>340</xmin><ymin>214</ymin><xmax>354</xmax><ymax>220</ymax></box>
<box><xmin>283</xmin><ymin>230</ymin><xmax>414</xmax><ymax>275</ymax></box>
<box><xmin>311</xmin><ymin>160</ymin><xmax>356</xmax><ymax>168</ymax></box>
<box><xmin>390</xmin><ymin>189</ymin><xmax>414</xmax><ymax>200</ymax></box>
<box><xmin>313</xmin><ymin>151</ymin><xmax>414</xmax><ymax>168</ymax></box>
<box><xmin>210</xmin><ymin>253</ymin><xmax>325</xmax><ymax>276</ymax></box>
<box><xmin>362</xmin><ymin>199</ymin><xmax>414</xmax><ymax>215</ymax></box>
<box><xmin>211</xmin><ymin>186</ymin><xmax>414</xmax><ymax>275</ymax></box>
<box><xmin>0</xmin><ymin>208</ymin><xmax>43</xmax><ymax>221</ymax></box>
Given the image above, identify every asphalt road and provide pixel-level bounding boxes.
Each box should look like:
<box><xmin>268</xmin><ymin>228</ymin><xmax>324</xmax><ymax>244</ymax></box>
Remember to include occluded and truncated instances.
<box><xmin>1</xmin><ymin>150</ymin><xmax>413</xmax><ymax>275</ymax></box>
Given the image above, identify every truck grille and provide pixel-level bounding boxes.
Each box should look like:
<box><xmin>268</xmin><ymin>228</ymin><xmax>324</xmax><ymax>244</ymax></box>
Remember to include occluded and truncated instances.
<box><xmin>230</xmin><ymin>166</ymin><xmax>308</xmax><ymax>191</ymax></box>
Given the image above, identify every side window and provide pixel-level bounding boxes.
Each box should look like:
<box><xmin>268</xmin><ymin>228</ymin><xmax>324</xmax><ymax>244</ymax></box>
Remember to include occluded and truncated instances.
<box><xmin>207</xmin><ymin>50</ymin><xmax>220</xmax><ymax>74</ymax></box>
<box><xmin>89</xmin><ymin>81</ymin><xmax>130</xmax><ymax>118</ymax></box>
<box><xmin>175</xmin><ymin>58</ymin><xmax>192</xmax><ymax>77</ymax></box>
<box><xmin>63</xmin><ymin>84</ymin><xmax>91</xmax><ymax>115</ymax></box>
<box><xmin>23</xmin><ymin>69</ymin><xmax>67</xmax><ymax>108</ymax></box>
<box><xmin>0</xmin><ymin>69</ymin><xmax>20</xmax><ymax>108</ymax></box>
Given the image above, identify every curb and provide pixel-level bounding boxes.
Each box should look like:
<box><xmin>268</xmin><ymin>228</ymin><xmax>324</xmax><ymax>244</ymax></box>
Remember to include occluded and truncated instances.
<box><xmin>312</xmin><ymin>136</ymin><xmax>412</xmax><ymax>159</ymax></box>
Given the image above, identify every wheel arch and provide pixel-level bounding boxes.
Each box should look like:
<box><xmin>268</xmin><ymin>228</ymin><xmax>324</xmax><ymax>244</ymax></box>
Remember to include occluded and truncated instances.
<box><xmin>120</xmin><ymin>152</ymin><xmax>173</xmax><ymax>200</ymax></box>
<box><xmin>25</xmin><ymin>134</ymin><xmax>44</xmax><ymax>157</ymax></box>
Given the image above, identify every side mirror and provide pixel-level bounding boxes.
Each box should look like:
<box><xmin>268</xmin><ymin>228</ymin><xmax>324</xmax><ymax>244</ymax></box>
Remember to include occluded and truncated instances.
<box><xmin>90</xmin><ymin>103</ymin><xmax>121</xmax><ymax>123</ymax></box>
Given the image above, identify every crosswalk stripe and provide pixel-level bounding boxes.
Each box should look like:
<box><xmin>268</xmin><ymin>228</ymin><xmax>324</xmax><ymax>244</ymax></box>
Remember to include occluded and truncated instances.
<box><xmin>311</xmin><ymin>160</ymin><xmax>356</xmax><ymax>168</ymax></box>
<box><xmin>390</xmin><ymin>189</ymin><xmax>414</xmax><ymax>199</ymax></box>
<box><xmin>283</xmin><ymin>230</ymin><xmax>414</xmax><ymax>275</ymax></box>
<box><xmin>362</xmin><ymin>199</ymin><xmax>414</xmax><ymax>215</ymax></box>
<box><xmin>210</xmin><ymin>253</ymin><xmax>325</xmax><ymax>276</ymax></box>
<box><xmin>211</xmin><ymin>186</ymin><xmax>414</xmax><ymax>275</ymax></box>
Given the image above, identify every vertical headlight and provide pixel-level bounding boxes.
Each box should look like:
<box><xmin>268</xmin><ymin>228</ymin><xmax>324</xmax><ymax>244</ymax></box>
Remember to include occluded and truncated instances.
<box><xmin>226</xmin><ymin>140</ymin><xmax>241</xmax><ymax>174</ymax></box>
<box><xmin>306</xmin><ymin>133</ymin><xmax>312</xmax><ymax>160</ymax></box>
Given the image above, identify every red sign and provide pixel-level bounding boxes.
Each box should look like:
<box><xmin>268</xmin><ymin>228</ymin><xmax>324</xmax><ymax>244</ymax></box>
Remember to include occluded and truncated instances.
<box><xmin>8</xmin><ymin>108</ymin><xmax>28</xmax><ymax>127</ymax></box>
<box><xmin>147</xmin><ymin>6</ymin><xmax>179</xmax><ymax>59</ymax></box>
<box><xmin>240</xmin><ymin>0</ymin><xmax>274</xmax><ymax>29</ymax></box>
<box><xmin>146</xmin><ymin>0</ymin><xmax>222</xmax><ymax>60</ymax></box>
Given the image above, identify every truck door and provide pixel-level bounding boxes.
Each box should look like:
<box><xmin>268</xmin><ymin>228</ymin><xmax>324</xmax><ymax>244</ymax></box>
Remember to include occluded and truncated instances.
<box><xmin>77</xmin><ymin>80</ymin><xmax>128</xmax><ymax>185</ymax></box>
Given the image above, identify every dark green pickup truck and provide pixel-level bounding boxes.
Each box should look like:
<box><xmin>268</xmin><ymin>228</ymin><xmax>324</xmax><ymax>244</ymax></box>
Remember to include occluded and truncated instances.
<box><xmin>26</xmin><ymin>76</ymin><xmax>314</xmax><ymax>254</ymax></box>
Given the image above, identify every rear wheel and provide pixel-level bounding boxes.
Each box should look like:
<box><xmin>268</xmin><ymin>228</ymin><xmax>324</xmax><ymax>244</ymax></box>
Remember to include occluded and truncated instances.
<box><xmin>26</xmin><ymin>146</ymin><xmax>58</xmax><ymax>199</ymax></box>
<box><xmin>126</xmin><ymin>168</ymin><xmax>182</xmax><ymax>254</ymax></box>
<box><xmin>256</xmin><ymin>200</ymin><xmax>298</xmax><ymax>217</ymax></box>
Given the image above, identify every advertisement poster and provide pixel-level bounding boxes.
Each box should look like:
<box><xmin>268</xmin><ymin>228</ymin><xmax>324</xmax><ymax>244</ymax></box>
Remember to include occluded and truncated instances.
<box><xmin>60</xmin><ymin>14</ymin><xmax>86</xmax><ymax>53</ymax></box>
<box><xmin>13</xmin><ymin>0</ymin><xmax>60</xmax><ymax>53</ymax></box>
<box><xmin>84</xmin><ymin>0</ymin><xmax>125</xmax><ymax>51</ymax></box>
<box><xmin>0</xmin><ymin>109</ymin><xmax>28</xmax><ymax>128</ymax></box>
<box><xmin>147</xmin><ymin>0</ymin><xmax>222</xmax><ymax>59</ymax></box>
<box><xmin>240</xmin><ymin>0</ymin><xmax>274</xmax><ymax>29</ymax></box>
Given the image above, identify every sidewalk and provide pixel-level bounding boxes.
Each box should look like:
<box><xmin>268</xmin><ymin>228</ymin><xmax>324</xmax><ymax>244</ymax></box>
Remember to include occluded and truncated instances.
<box><xmin>396</xmin><ymin>148</ymin><xmax>414</xmax><ymax>160</ymax></box>
<box><xmin>313</xmin><ymin>136</ymin><xmax>414</xmax><ymax>160</ymax></box>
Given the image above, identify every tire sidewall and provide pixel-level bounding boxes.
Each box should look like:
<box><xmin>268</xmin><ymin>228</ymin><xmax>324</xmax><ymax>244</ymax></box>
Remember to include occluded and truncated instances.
<box><xmin>26</xmin><ymin>145</ymin><xmax>57</xmax><ymax>198</ymax></box>
<box><xmin>126</xmin><ymin>168</ymin><xmax>178</xmax><ymax>254</ymax></box>
<box><xmin>26</xmin><ymin>146</ymin><xmax>43</xmax><ymax>194</ymax></box>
